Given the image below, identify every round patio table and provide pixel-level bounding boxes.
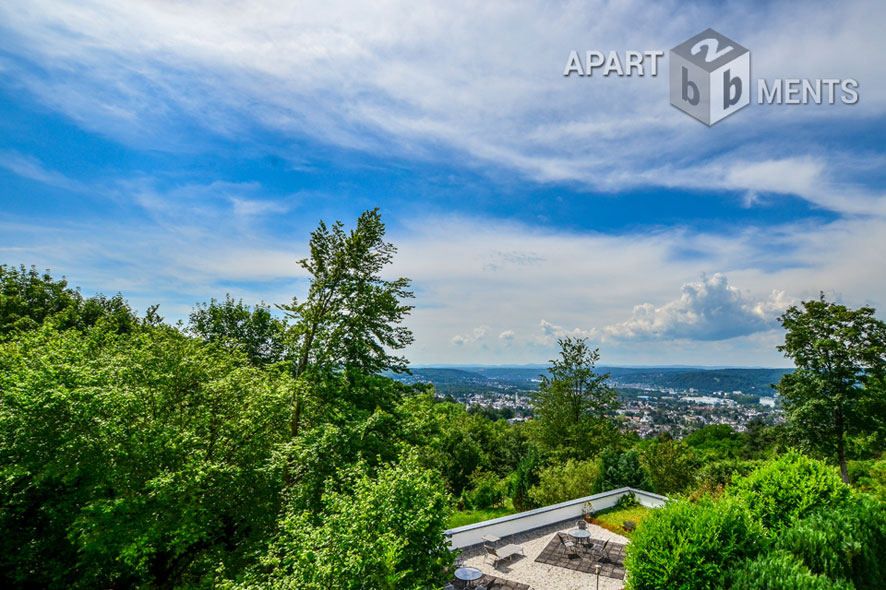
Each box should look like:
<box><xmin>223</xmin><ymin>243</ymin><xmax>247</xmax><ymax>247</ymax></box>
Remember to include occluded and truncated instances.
<box><xmin>568</xmin><ymin>528</ymin><xmax>591</xmax><ymax>545</ymax></box>
<box><xmin>454</xmin><ymin>566</ymin><xmax>483</xmax><ymax>587</ymax></box>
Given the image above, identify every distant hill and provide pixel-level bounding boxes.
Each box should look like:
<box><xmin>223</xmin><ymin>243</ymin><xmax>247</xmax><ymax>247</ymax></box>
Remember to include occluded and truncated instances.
<box><xmin>405</xmin><ymin>368</ymin><xmax>488</xmax><ymax>383</ymax></box>
<box><xmin>611</xmin><ymin>368</ymin><xmax>792</xmax><ymax>394</ymax></box>
<box><xmin>390</xmin><ymin>365</ymin><xmax>792</xmax><ymax>399</ymax></box>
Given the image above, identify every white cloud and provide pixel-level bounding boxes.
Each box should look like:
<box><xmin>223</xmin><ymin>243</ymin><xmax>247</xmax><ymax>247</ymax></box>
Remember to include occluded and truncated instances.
<box><xmin>5</xmin><ymin>201</ymin><xmax>886</xmax><ymax>366</ymax></box>
<box><xmin>537</xmin><ymin>320</ymin><xmax>597</xmax><ymax>345</ymax></box>
<box><xmin>602</xmin><ymin>273</ymin><xmax>793</xmax><ymax>341</ymax></box>
<box><xmin>1</xmin><ymin>0</ymin><xmax>884</xmax><ymax>208</ymax></box>
<box><xmin>389</xmin><ymin>213</ymin><xmax>886</xmax><ymax>365</ymax></box>
<box><xmin>451</xmin><ymin>326</ymin><xmax>489</xmax><ymax>346</ymax></box>
<box><xmin>2</xmin><ymin>1</ymin><xmax>885</xmax><ymax>367</ymax></box>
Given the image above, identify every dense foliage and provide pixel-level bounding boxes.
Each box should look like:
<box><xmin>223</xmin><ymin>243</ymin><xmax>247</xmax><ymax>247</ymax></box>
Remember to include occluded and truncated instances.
<box><xmin>625</xmin><ymin>451</ymin><xmax>886</xmax><ymax>590</ymax></box>
<box><xmin>726</xmin><ymin>450</ymin><xmax>850</xmax><ymax>533</ymax></box>
<box><xmin>776</xmin><ymin>494</ymin><xmax>886</xmax><ymax>590</ymax></box>
<box><xmin>729</xmin><ymin>551</ymin><xmax>853</xmax><ymax>590</ymax></box>
<box><xmin>3</xmin><ymin>228</ymin><xmax>886</xmax><ymax>590</ymax></box>
<box><xmin>0</xmin><ymin>323</ymin><xmax>292</xmax><ymax>589</ymax></box>
<box><xmin>228</xmin><ymin>457</ymin><xmax>451</xmax><ymax>590</ymax></box>
<box><xmin>528</xmin><ymin>457</ymin><xmax>601</xmax><ymax>506</ymax></box>
<box><xmin>625</xmin><ymin>497</ymin><xmax>764</xmax><ymax>590</ymax></box>
<box><xmin>188</xmin><ymin>295</ymin><xmax>288</xmax><ymax>366</ymax></box>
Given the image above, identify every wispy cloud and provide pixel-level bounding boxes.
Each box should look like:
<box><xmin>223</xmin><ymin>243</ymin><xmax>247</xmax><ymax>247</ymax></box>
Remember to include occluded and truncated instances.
<box><xmin>1</xmin><ymin>0</ymin><xmax>884</xmax><ymax>208</ymax></box>
<box><xmin>0</xmin><ymin>150</ymin><xmax>87</xmax><ymax>192</ymax></box>
<box><xmin>1</xmin><ymin>0</ymin><xmax>884</xmax><ymax>367</ymax></box>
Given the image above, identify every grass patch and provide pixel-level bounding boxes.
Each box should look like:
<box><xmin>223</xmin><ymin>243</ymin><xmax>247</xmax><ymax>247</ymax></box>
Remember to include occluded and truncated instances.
<box><xmin>446</xmin><ymin>501</ymin><xmax>518</xmax><ymax>529</ymax></box>
<box><xmin>591</xmin><ymin>504</ymin><xmax>653</xmax><ymax>538</ymax></box>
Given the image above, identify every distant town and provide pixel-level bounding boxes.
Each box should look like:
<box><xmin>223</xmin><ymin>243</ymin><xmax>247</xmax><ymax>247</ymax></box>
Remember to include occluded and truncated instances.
<box><xmin>392</xmin><ymin>366</ymin><xmax>787</xmax><ymax>439</ymax></box>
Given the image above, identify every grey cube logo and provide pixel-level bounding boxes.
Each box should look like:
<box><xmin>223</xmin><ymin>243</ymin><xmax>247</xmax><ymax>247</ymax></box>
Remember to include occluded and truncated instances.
<box><xmin>670</xmin><ymin>28</ymin><xmax>750</xmax><ymax>125</ymax></box>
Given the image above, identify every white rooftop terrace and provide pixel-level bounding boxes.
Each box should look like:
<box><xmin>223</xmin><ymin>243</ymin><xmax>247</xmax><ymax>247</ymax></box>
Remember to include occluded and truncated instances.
<box><xmin>444</xmin><ymin>487</ymin><xmax>669</xmax><ymax>590</ymax></box>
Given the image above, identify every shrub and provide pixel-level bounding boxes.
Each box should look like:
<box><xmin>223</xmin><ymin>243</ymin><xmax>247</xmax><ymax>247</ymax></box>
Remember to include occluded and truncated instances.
<box><xmin>528</xmin><ymin>458</ymin><xmax>601</xmax><ymax>506</ymax></box>
<box><xmin>777</xmin><ymin>493</ymin><xmax>886</xmax><ymax>590</ymax></box>
<box><xmin>616</xmin><ymin>491</ymin><xmax>639</xmax><ymax>510</ymax></box>
<box><xmin>624</xmin><ymin>497</ymin><xmax>764</xmax><ymax>590</ymax></box>
<box><xmin>727</xmin><ymin>450</ymin><xmax>850</xmax><ymax>532</ymax></box>
<box><xmin>849</xmin><ymin>458</ymin><xmax>886</xmax><ymax>501</ymax></box>
<box><xmin>729</xmin><ymin>551</ymin><xmax>854</xmax><ymax>590</ymax></box>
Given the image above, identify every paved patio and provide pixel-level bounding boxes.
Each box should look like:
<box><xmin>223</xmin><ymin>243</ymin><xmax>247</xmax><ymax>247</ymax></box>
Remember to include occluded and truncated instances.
<box><xmin>534</xmin><ymin>535</ymin><xmax>626</xmax><ymax>580</ymax></box>
<box><xmin>453</xmin><ymin>520</ymin><xmax>630</xmax><ymax>590</ymax></box>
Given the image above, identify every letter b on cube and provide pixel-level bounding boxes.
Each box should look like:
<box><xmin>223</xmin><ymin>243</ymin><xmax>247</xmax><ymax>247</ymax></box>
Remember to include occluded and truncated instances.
<box><xmin>669</xmin><ymin>28</ymin><xmax>750</xmax><ymax>125</ymax></box>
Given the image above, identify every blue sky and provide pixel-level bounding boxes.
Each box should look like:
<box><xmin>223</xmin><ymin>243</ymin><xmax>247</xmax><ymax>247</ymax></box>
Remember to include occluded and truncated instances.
<box><xmin>1</xmin><ymin>0</ymin><xmax>884</xmax><ymax>366</ymax></box>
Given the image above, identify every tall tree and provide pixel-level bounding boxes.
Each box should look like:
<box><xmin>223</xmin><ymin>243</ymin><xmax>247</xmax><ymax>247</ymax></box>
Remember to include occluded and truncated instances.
<box><xmin>188</xmin><ymin>295</ymin><xmax>288</xmax><ymax>366</ymax></box>
<box><xmin>532</xmin><ymin>337</ymin><xmax>619</xmax><ymax>458</ymax></box>
<box><xmin>279</xmin><ymin>209</ymin><xmax>414</xmax><ymax>437</ymax></box>
<box><xmin>776</xmin><ymin>294</ymin><xmax>886</xmax><ymax>483</ymax></box>
<box><xmin>0</xmin><ymin>264</ymin><xmax>139</xmax><ymax>337</ymax></box>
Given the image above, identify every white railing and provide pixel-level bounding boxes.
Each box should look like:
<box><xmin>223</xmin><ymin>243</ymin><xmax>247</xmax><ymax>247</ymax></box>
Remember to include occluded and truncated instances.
<box><xmin>444</xmin><ymin>487</ymin><xmax>669</xmax><ymax>549</ymax></box>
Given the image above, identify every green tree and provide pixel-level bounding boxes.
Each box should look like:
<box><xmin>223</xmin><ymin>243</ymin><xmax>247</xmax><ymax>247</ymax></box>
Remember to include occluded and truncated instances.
<box><xmin>776</xmin><ymin>295</ymin><xmax>886</xmax><ymax>482</ymax></box>
<box><xmin>0</xmin><ymin>264</ymin><xmax>81</xmax><ymax>336</ymax></box>
<box><xmin>511</xmin><ymin>447</ymin><xmax>543</xmax><ymax>511</ymax></box>
<box><xmin>279</xmin><ymin>209</ymin><xmax>414</xmax><ymax>437</ymax></box>
<box><xmin>528</xmin><ymin>457</ymin><xmax>601</xmax><ymax>505</ymax></box>
<box><xmin>0</xmin><ymin>264</ymin><xmax>140</xmax><ymax>337</ymax></box>
<box><xmin>462</xmin><ymin>469</ymin><xmax>507</xmax><ymax>510</ymax></box>
<box><xmin>0</xmin><ymin>324</ymin><xmax>292</xmax><ymax>589</ymax></box>
<box><xmin>188</xmin><ymin>295</ymin><xmax>288</xmax><ymax>366</ymax></box>
<box><xmin>596</xmin><ymin>449</ymin><xmax>651</xmax><ymax>492</ymax></box>
<box><xmin>639</xmin><ymin>438</ymin><xmax>695</xmax><ymax>495</ymax></box>
<box><xmin>742</xmin><ymin>417</ymin><xmax>784</xmax><ymax>459</ymax></box>
<box><xmin>684</xmin><ymin>424</ymin><xmax>742</xmax><ymax>458</ymax></box>
<box><xmin>532</xmin><ymin>337</ymin><xmax>619</xmax><ymax>458</ymax></box>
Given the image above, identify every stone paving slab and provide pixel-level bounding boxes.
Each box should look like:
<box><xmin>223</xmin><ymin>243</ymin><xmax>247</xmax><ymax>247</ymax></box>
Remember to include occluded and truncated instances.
<box><xmin>533</xmin><ymin>535</ymin><xmax>627</xmax><ymax>580</ymax></box>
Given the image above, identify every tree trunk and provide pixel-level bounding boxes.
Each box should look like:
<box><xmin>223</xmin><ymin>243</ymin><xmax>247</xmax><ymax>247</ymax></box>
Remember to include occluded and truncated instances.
<box><xmin>835</xmin><ymin>410</ymin><xmax>850</xmax><ymax>484</ymax></box>
<box><xmin>290</xmin><ymin>398</ymin><xmax>302</xmax><ymax>439</ymax></box>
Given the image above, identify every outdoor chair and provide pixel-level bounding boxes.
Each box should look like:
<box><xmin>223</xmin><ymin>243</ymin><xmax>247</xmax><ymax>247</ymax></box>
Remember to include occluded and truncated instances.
<box><xmin>576</xmin><ymin>519</ymin><xmax>587</xmax><ymax>530</ymax></box>
<box><xmin>557</xmin><ymin>532</ymin><xmax>579</xmax><ymax>558</ymax></box>
<box><xmin>596</xmin><ymin>539</ymin><xmax>611</xmax><ymax>563</ymax></box>
<box><xmin>484</xmin><ymin>543</ymin><xmax>524</xmax><ymax>567</ymax></box>
<box><xmin>600</xmin><ymin>539</ymin><xmax>618</xmax><ymax>564</ymax></box>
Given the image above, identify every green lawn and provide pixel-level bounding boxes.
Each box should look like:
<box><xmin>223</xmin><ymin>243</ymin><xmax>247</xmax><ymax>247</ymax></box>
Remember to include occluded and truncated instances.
<box><xmin>446</xmin><ymin>501</ymin><xmax>518</xmax><ymax>529</ymax></box>
<box><xmin>591</xmin><ymin>504</ymin><xmax>653</xmax><ymax>538</ymax></box>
